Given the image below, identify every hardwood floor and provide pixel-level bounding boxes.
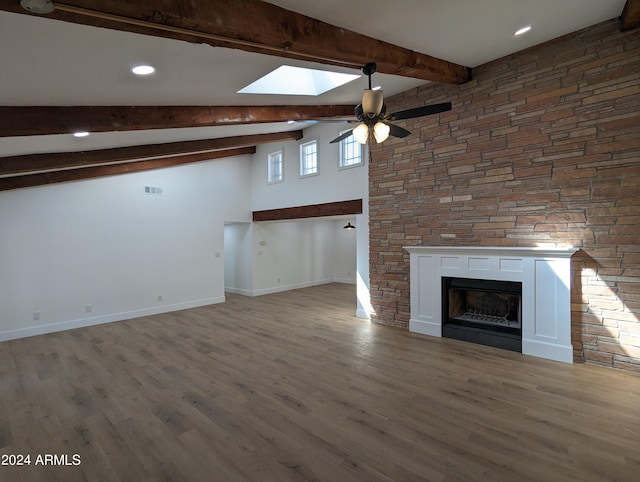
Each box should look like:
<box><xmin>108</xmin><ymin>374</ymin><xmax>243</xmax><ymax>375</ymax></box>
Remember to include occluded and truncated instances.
<box><xmin>1</xmin><ymin>283</ymin><xmax>639</xmax><ymax>481</ymax></box>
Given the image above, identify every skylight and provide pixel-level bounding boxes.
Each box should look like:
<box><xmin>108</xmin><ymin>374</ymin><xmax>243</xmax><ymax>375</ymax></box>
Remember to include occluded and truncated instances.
<box><xmin>238</xmin><ymin>65</ymin><xmax>359</xmax><ymax>96</ymax></box>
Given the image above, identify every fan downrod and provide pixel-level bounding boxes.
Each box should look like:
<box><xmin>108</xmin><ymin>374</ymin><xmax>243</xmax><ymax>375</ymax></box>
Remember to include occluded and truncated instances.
<box><xmin>362</xmin><ymin>63</ymin><xmax>377</xmax><ymax>89</ymax></box>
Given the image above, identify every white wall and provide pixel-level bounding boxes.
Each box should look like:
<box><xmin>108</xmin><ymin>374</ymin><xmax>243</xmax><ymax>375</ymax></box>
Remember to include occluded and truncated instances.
<box><xmin>252</xmin><ymin>122</ymin><xmax>367</xmax><ymax>210</ymax></box>
<box><xmin>331</xmin><ymin>218</ymin><xmax>358</xmax><ymax>284</ymax></box>
<box><xmin>223</xmin><ymin>222</ymin><xmax>253</xmax><ymax>295</ymax></box>
<box><xmin>251</xmin><ymin>122</ymin><xmax>370</xmax><ymax>317</ymax></box>
<box><xmin>0</xmin><ymin>121</ymin><xmax>372</xmax><ymax>343</ymax></box>
<box><xmin>224</xmin><ymin>216</ymin><xmax>358</xmax><ymax>297</ymax></box>
<box><xmin>249</xmin><ymin>218</ymin><xmax>357</xmax><ymax>295</ymax></box>
<box><xmin>0</xmin><ymin>154</ymin><xmax>253</xmax><ymax>341</ymax></box>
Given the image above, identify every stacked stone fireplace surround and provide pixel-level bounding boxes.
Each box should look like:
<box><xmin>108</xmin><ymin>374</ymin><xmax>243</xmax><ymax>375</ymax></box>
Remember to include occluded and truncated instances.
<box><xmin>368</xmin><ymin>19</ymin><xmax>640</xmax><ymax>372</ymax></box>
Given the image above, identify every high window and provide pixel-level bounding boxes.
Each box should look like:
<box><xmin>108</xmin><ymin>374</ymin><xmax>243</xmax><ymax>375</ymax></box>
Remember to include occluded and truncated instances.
<box><xmin>339</xmin><ymin>131</ymin><xmax>363</xmax><ymax>168</ymax></box>
<box><xmin>268</xmin><ymin>150</ymin><xmax>284</xmax><ymax>184</ymax></box>
<box><xmin>299</xmin><ymin>140</ymin><xmax>318</xmax><ymax>177</ymax></box>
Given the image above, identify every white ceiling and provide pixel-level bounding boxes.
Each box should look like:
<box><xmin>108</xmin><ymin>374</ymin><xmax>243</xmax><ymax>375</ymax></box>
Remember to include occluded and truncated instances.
<box><xmin>0</xmin><ymin>0</ymin><xmax>628</xmax><ymax>156</ymax></box>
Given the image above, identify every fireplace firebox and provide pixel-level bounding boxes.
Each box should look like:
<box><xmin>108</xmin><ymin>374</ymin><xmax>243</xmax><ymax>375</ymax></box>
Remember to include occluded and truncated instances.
<box><xmin>442</xmin><ymin>277</ymin><xmax>522</xmax><ymax>353</ymax></box>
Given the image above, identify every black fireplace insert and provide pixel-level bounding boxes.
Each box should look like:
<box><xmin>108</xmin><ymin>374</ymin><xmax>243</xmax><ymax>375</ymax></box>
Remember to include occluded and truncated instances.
<box><xmin>442</xmin><ymin>277</ymin><xmax>522</xmax><ymax>352</ymax></box>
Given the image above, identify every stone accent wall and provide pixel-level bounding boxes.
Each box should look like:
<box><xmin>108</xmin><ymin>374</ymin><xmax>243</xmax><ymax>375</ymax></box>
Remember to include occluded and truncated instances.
<box><xmin>368</xmin><ymin>20</ymin><xmax>640</xmax><ymax>372</ymax></box>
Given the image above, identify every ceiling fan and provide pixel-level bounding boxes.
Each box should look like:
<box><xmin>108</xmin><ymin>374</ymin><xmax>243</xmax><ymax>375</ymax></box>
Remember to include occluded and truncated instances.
<box><xmin>330</xmin><ymin>63</ymin><xmax>452</xmax><ymax>145</ymax></box>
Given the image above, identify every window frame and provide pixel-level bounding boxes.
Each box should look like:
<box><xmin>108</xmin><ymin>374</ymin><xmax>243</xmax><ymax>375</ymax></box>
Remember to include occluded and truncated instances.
<box><xmin>338</xmin><ymin>130</ymin><xmax>364</xmax><ymax>169</ymax></box>
<box><xmin>299</xmin><ymin>139</ymin><xmax>319</xmax><ymax>178</ymax></box>
<box><xmin>267</xmin><ymin>148</ymin><xmax>284</xmax><ymax>184</ymax></box>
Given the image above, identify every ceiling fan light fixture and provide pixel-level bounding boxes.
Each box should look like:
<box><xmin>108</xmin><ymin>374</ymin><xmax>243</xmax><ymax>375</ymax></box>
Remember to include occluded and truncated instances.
<box><xmin>353</xmin><ymin>123</ymin><xmax>369</xmax><ymax>144</ymax></box>
<box><xmin>373</xmin><ymin>122</ymin><xmax>390</xmax><ymax>143</ymax></box>
<box><xmin>328</xmin><ymin>62</ymin><xmax>452</xmax><ymax>145</ymax></box>
<box><xmin>362</xmin><ymin>89</ymin><xmax>384</xmax><ymax>118</ymax></box>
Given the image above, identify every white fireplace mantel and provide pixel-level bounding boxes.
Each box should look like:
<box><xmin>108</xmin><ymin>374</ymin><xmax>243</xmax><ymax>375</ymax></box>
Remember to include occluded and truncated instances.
<box><xmin>404</xmin><ymin>246</ymin><xmax>579</xmax><ymax>363</ymax></box>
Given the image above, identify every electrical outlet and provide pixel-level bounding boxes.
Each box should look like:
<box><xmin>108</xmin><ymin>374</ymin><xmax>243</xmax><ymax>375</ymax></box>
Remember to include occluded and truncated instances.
<box><xmin>33</xmin><ymin>311</ymin><xmax>40</xmax><ymax>321</ymax></box>
<box><xmin>158</xmin><ymin>295</ymin><xmax>163</xmax><ymax>302</ymax></box>
<box><xmin>85</xmin><ymin>305</ymin><xmax>92</xmax><ymax>313</ymax></box>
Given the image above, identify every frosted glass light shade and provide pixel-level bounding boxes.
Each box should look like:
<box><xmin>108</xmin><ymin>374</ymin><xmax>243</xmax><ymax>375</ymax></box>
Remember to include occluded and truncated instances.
<box><xmin>362</xmin><ymin>90</ymin><xmax>384</xmax><ymax>117</ymax></box>
<box><xmin>353</xmin><ymin>123</ymin><xmax>369</xmax><ymax>144</ymax></box>
<box><xmin>373</xmin><ymin>122</ymin><xmax>390</xmax><ymax>143</ymax></box>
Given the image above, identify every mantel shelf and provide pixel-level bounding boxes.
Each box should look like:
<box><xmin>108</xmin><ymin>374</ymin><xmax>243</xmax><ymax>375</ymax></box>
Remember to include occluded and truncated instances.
<box><xmin>404</xmin><ymin>246</ymin><xmax>579</xmax><ymax>258</ymax></box>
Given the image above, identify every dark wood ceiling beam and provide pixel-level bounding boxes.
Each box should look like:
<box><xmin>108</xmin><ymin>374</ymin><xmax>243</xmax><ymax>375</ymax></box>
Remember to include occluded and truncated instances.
<box><xmin>253</xmin><ymin>199</ymin><xmax>363</xmax><ymax>222</ymax></box>
<box><xmin>0</xmin><ymin>146</ymin><xmax>255</xmax><ymax>192</ymax></box>
<box><xmin>0</xmin><ymin>105</ymin><xmax>354</xmax><ymax>137</ymax></box>
<box><xmin>0</xmin><ymin>0</ymin><xmax>470</xmax><ymax>84</ymax></box>
<box><xmin>621</xmin><ymin>0</ymin><xmax>640</xmax><ymax>30</ymax></box>
<box><xmin>0</xmin><ymin>130</ymin><xmax>303</xmax><ymax>175</ymax></box>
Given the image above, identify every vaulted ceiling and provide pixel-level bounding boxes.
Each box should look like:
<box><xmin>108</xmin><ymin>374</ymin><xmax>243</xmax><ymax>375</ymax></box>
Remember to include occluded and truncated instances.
<box><xmin>0</xmin><ymin>0</ymin><xmax>637</xmax><ymax>190</ymax></box>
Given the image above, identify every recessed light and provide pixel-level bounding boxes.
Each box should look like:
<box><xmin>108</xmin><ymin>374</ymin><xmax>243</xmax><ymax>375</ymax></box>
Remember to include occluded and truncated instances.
<box><xmin>514</xmin><ymin>26</ymin><xmax>532</xmax><ymax>36</ymax></box>
<box><xmin>131</xmin><ymin>65</ymin><xmax>156</xmax><ymax>76</ymax></box>
<box><xmin>73</xmin><ymin>131</ymin><xmax>90</xmax><ymax>138</ymax></box>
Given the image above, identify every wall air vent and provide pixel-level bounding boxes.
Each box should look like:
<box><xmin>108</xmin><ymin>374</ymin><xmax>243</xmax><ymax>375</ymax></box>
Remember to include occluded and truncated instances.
<box><xmin>144</xmin><ymin>186</ymin><xmax>164</xmax><ymax>195</ymax></box>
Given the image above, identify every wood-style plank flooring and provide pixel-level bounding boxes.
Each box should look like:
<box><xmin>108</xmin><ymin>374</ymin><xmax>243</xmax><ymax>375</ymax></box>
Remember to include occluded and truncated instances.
<box><xmin>1</xmin><ymin>283</ymin><xmax>640</xmax><ymax>481</ymax></box>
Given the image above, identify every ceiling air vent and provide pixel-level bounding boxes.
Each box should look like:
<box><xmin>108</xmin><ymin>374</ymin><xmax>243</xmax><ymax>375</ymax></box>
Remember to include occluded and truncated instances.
<box><xmin>144</xmin><ymin>186</ymin><xmax>163</xmax><ymax>195</ymax></box>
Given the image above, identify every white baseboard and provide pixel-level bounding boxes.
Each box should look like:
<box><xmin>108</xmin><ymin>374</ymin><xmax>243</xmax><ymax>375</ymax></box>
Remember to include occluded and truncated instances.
<box><xmin>251</xmin><ymin>278</ymin><xmax>334</xmax><ymax>297</ymax></box>
<box><xmin>356</xmin><ymin>309</ymin><xmax>370</xmax><ymax>319</ymax></box>
<box><xmin>228</xmin><ymin>278</ymin><xmax>355</xmax><ymax>297</ymax></box>
<box><xmin>0</xmin><ymin>296</ymin><xmax>225</xmax><ymax>342</ymax></box>
<box><xmin>333</xmin><ymin>277</ymin><xmax>356</xmax><ymax>285</ymax></box>
<box><xmin>409</xmin><ymin>318</ymin><xmax>442</xmax><ymax>337</ymax></box>
<box><xmin>224</xmin><ymin>287</ymin><xmax>253</xmax><ymax>296</ymax></box>
<box><xmin>522</xmin><ymin>339</ymin><xmax>573</xmax><ymax>364</ymax></box>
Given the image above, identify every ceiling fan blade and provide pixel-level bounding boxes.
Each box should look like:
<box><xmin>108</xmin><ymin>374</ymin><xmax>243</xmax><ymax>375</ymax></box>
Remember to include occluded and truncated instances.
<box><xmin>390</xmin><ymin>102</ymin><xmax>452</xmax><ymax>121</ymax></box>
<box><xmin>330</xmin><ymin>129</ymin><xmax>355</xmax><ymax>144</ymax></box>
<box><xmin>387</xmin><ymin>122</ymin><xmax>411</xmax><ymax>139</ymax></box>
